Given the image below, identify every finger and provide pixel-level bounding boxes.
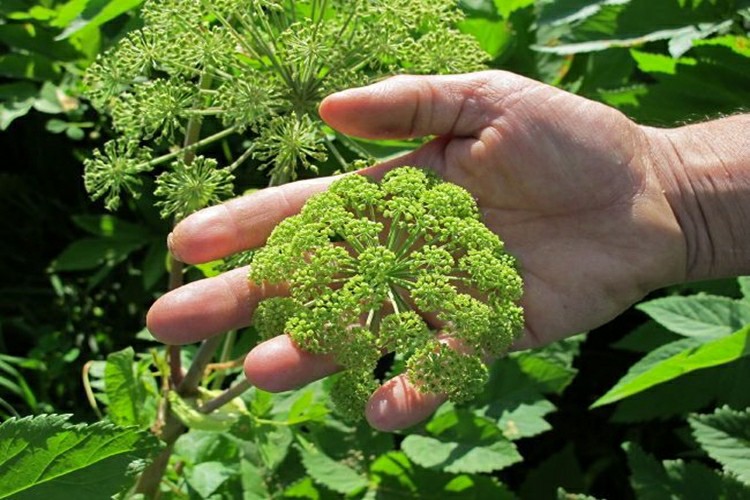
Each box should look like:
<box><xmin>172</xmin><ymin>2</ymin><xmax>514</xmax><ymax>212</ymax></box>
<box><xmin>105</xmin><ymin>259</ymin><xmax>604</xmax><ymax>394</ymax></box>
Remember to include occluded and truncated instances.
<box><xmin>319</xmin><ymin>71</ymin><xmax>527</xmax><ymax>140</ymax></box>
<box><xmin>243</xmin><ymin>334</ymin><xmax>339</xmax><ymax>392</ymax></box>
<box><xmin>169</xmin><ymin>176</ymin><xmax>333</xmax><ymax>264</ymax></box>
<box><xmin>146</xmin><ymin>267</ymin><xmax>287</xmax><ymax>344</ymax></box>
<box><xmin>366</xmin><ymin>375</ymin><xmax>446</xmax><ymax>432</ymax></box>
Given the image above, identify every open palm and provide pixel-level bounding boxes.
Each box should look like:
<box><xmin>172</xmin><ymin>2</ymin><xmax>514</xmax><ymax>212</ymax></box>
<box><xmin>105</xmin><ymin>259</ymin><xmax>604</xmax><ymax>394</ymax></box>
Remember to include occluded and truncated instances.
<box><xmin>148</xmin><ymin>71</ymin><xmax>686</xmax><ymax>429</ymax></box>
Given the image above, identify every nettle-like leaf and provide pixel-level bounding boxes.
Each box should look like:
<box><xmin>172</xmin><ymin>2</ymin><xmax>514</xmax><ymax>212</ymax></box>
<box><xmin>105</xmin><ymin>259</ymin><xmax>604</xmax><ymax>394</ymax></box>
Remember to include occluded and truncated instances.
<box><xmin>476</xmin><ymin>358</ymin><xmax>556</xmax><ymax>440</ymax></box>
<box><xmin>600</xmin><ymin>37</ymin><xmax>750</xmax><ymax>126</ymax></box>
<box><xmin>636</xmin><ymin>294</ymin><xmax>750</xmax><ymax>339</ymax></box>
<box><xmin>593</xmin><ymin>325</ymin><xmax>750</xmax><ymax>407</ymax></box>
<box><xmin>0</xmin><ymin>414</ymin><xmax>161</xmax><ymax>499</ymax></box>
<box><xmin>401</xmin><ymin>409</ymin><xmax>522</xmax><ymax>474</ymax></box>
<box><xmin>367</xmin><ymin>451</ymin><xmax>515</xmax><ymax>499</ymax></box>
<box><xmin>297</xmin><ymin>443</ymin><xmax>369</xmax><ymax>495</ymax></box>
<box><xmin>624</xmin><ymin>442</ymin><xmax>750</xmax><ymax>500</ymax></box>
<box><xmin>689</xmin><ymin>406</ymin><xmax>750</xmax><ymax>486</ymax></box>
<box><xmin>104</xmin><ymin>347</ymin><xmax>157</xmax><ymax>428</ymax></box>
<box><xmin>185</xmin><ymin>461</ymin><xmax>238</xmax><ymax>498</ymax></box>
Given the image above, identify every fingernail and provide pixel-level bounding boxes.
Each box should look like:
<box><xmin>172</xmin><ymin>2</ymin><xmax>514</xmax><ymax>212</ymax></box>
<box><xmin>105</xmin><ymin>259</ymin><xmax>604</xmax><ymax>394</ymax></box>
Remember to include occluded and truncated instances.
<box><xmin>167</xmin><ymin>232</ymin><xmax>183</xmax><ymax>262</ymax></box>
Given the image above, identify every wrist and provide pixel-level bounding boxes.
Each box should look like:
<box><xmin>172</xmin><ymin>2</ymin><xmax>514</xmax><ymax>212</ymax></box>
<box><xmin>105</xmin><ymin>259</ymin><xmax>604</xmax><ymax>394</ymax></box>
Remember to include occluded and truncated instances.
<box><xmin>643</xmin><ymin>115</ymin><xmax>750</xmax><ymax>282</ymax></box>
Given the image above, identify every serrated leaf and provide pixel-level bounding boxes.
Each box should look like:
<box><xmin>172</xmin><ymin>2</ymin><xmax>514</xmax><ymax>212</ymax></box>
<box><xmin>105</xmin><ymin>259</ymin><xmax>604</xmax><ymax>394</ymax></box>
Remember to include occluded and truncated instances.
<box><xmin>185</xmin><ymin>461</ymin><xmax>236</xmax><ymax>498</ymax></box>
<box><xmin>401</xmin><ymin>410</ymin><xmax>521</xmax><ymax>474</ymax></box>
<box><xmin>689</xmin><ymin>406</ymin><xmax>750</xmax><ymax>485</ymax></box>
<box><xmin>256</xmin><ymin>424</ymin><xmax>293</xmax><ymax>472</ymax></box>
<box><xmin>636</xmin><ymin>295</ymin><xmax>750</xmax><ymax>339</ymax></box>
<box><xmin>624</xmin><ymin>442</ymin><xmax>750</xmax><ymax>500</ymax></box>
<box><xmin>368</xmin><ymin>451</ymin><xmax>515</xmax><ymax>499</ymax></box>
<box><xmin>298</xmin><ymin>445</ymin><xmax>368</xmax><ymax>495</ymax></box>
<box><xmin>0</xmin><ymin>414</ymin><xmax>160</xmax><ymax>499</ymax></box>
<box><xmin>593</xmin><ymin>326</ymin><xmax>750</xmax><ymax>407</ymax></box>
<box><xmin>477</xmin><ymin>359</ymin><xmax>555</xmax><ymax>440</ymax></box>
<box><xmin>104</xmin><ymin>347</ymin><xmax>146</xmax><ymax>427</ymax></box>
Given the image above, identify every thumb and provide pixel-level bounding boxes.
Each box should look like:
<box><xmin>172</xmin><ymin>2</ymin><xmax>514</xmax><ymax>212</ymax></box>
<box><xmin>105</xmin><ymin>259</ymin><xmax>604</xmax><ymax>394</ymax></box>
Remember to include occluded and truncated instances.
<box><xmin>319</xmin><ymin>71</ymin><xmax>524</xmax><ymax>140</ymax></box>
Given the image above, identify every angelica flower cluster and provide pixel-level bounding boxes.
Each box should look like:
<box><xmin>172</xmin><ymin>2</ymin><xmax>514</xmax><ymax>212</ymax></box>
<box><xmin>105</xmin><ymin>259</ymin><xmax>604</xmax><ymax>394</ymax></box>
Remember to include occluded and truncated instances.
<box><xmin>250</xmin><ymin>167</ymin><xmax>524</xmax><ymax>420</ymax></box>
<box><xmin>83</xmin><ymin>0</ymin><xmax>489</xmax><ymax>216</ymax></box>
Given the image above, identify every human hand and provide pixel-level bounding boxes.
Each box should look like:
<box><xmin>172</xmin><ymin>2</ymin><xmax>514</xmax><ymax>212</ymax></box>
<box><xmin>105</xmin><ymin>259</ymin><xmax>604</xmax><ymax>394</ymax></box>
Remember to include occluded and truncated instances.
<box><xmin>147</xmin><ymin>71</ymin><xmax>688</xmax><ymax>430</ymax></box>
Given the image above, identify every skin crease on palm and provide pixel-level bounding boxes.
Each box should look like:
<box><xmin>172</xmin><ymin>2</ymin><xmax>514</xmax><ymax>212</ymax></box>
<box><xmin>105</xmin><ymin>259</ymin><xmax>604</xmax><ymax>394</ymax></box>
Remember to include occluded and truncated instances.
<box><xmin>147</xmin><ymin>70</ymin><xmax>690</xmax><ymax>431</ymax></box>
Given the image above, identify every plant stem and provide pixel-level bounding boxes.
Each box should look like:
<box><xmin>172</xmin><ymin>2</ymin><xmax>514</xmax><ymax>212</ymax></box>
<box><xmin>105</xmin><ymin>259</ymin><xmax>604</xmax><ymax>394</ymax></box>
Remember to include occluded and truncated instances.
<box><xmin>144</xmin><ymin>126</ymin><xmax>238</xmax><ymax>170</ymax></box>
<box><xmin>200</xmin><ymin>378</ymin><xmax>252</xmax><ymax>414</ymax></box>
<box><xmin>178</xmin><ymin>335</ymin><xmax>224</xmax><ymax>396</ymax></box>
<box><xmin>211</xmin><ymin>330</ymin><xmax>237</xmax><ymax>390</ymax></box>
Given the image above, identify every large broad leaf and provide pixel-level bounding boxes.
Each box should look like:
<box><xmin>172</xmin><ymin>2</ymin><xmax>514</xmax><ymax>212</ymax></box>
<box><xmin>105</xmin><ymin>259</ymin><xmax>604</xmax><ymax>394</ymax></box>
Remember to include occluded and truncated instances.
<box><xmin>401</xmin><ymin>410</ymin><xmax>522</xmax><ymax>474</ymax></box>
<box><xmin>51</xmin><ymin>237</ymin><xmax>145</xmax><ymax>271</ymax></box>
<box><xmin>602</xmin><ymin>39</ymin><xmax>750</xmax><ymax>126</ymax></box>
<box><xmin>297</xmin><ymin>444</ymin><xmax>368</xmax><ymax>495</ymax></box>
<box><xmin>593</xmin><ymin>326</ymin><xmax>750</xmax><ymax>407</ymax></box>
<box><xmin>689</xmin><ymin>406</ymin><xmax>750</xmax><ymax>485</ymax></box>
<box><xmin>56</xmin><ymin>0</ymin><xmax>145</xmax><ymax>40</ymax></box>
<box><xmin>0</xmin><ymin>414</ymin><xmax>160</xmax><ymax>499</ymax></box>
<box><xmin>636</xmin><ymin>294</ymin><xmax>750</xmax><ymax>339</ymax></box>
<box><xmin>535</xmin><ymin>0</ymin><xmax>739</xmax><ymax>55</ymax></box>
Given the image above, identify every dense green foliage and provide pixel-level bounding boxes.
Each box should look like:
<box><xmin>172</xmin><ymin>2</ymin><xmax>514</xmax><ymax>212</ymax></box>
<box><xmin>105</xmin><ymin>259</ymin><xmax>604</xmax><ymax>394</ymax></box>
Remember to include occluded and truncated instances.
<box><xmin>1</xmin><ymin>0</ymin><xmax>750</xmax><ymax>498</ymax></box>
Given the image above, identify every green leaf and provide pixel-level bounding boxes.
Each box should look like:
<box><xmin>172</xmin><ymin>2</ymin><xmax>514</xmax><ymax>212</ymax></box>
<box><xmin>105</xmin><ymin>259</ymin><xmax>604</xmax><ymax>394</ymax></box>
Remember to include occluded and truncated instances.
<box><xmin>593</xmin><ymin>326</ymin><xmax>750</xmax><ymax>407</ymax></box>
<box><xmin>0</xmin><ymin>414</ymin><xmax>160</xmax><ymax>499</ymax></box>
<box><xmin>57</xmin><ymin>0</ymin><xmax>145</xmax><ymax>40</ymax></box>
<box><xmin>51</xmin><ymin>237</ymin><xmax>145</xmax><ymax>271</ymax></box>
<box><xmin>0</xmin><ymin>24</ymin><xmax>80</xmax><ymax>62</ymax></box>
<box><xmin>256</xmin><ymin>424</ymin><xmax>293</xmax><ymax>472</ymax></box>
<box><xmin>513</xmin><ymin>338</ymin><xmax>580</xmax><ymax>394</ymax></box>
<box><xmin>297</xmin><ymin>445</ymin><xmax>368</xmax><ymax>495</ymax></box>
<box><xmin>0</xmin><ymin>81</ymin><xmax>38</xmax><ymax>127</ymax></box>
<box><xmin>738</xmin><ymin>276</ymin><xmax>750</xmax><ymax>301</ymax></box>
<box><xmin>476</xmin><ymin>359</ymin><xmax>556</xmax><ymax>440</ymax></box>
<box><xmin>520</xmin><ymin>445</ymin><xmax>584</xmax><ymax>500</ymax></box>
<box><xmin>185</xmin><ymin>461</ymin><xmax>237</xmax><ymax>498</ymax></box>
<box><xmin>624</xmin><ymin>442</ymin><xmax>750</xmax><ymax>500</ymax></box>
<box><xmin>612</xmin><ymin>321</ymin><xmax>681</xmax><ymax>353</ymax></box>
<box><xmin>401</xmin><ymin>410</ymin><xmax>522</xmax><ymax>474</ymax></box>
<box><xmin>611</xmin><ymin>40</ymin><xmax>750</xmax><ymax>126</ymax></box>
<box><xmin>534</xmin><ymin>0</ymin><xmax>737</xmax><ymax>55</ymax></box>
<box><xmin>104</xmin><ymin>347</ymin><xmax>153</xmax><ymax>427</ymax></box>
<box><xmin>368</xmin><ymin>451</ymin><xmax>515</xmax><ymax>499</ymax></box>
<box><xmin>142</xmin><ymin>241</ymin><xmax>167</xmax><ymax>290</ymax></box>
<box><xmin>240</xmin><ymin>459</ymin><xmax>270</xmax><ymax>500</ymax></box>
<box><xmin>0</xmin><ymin>52</ymin><xmax>58</xmax><ymax>81</ymax></box>
<box><xmin>458</xmin><ymin>18</ymin><xmax>513</xmax><ymax>59</ymax></box>
<box><xmin>636</xmin><ymin>294</ymin><xmax>750</xmax><ymax>339</ymax></box>
<box><xmin>689</xmin><ymin>406</ymin><xmax>750</xmax><ymax>485</ymax></box>
<box><xmin>71</xmin><ymin>214</ymin><xmax>150</xmax><ymax>241</ymax></box>
<box><xmin>624</xmin><ymin>442</ymin><xmax>673</xmax><ymax>500</ymax></box>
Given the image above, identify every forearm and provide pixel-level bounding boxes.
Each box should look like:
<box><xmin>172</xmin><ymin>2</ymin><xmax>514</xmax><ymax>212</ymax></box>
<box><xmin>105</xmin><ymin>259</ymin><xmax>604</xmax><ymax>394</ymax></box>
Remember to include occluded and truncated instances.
<box><xmin>645</xmin><ymin>114</ymin><xmax>750</xmax><ymax>282</ymax></box>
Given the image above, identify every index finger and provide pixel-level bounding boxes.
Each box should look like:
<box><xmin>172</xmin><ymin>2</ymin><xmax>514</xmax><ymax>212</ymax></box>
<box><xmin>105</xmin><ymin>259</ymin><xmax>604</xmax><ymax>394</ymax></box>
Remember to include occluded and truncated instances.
<box><xmin>169</xmin><ymin>176</ymin><xmax>333</xmax><ymax>264</ymax></box>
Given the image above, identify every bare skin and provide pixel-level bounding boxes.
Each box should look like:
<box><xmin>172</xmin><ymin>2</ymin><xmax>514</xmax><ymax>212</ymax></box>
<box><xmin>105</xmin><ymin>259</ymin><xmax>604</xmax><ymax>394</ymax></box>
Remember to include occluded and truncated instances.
<box><xmin>147</xmin><ymin>70</ymin><xmax>750</xmax><ymax>431</ymax></box>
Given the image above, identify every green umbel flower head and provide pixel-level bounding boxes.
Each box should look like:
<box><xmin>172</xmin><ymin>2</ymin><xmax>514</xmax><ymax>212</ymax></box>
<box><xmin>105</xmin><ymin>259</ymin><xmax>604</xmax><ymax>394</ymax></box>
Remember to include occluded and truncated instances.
<box><xmin>250</xmin><ymin>167</ymin><xmax>524</xmax><ymax>419</ymax></box>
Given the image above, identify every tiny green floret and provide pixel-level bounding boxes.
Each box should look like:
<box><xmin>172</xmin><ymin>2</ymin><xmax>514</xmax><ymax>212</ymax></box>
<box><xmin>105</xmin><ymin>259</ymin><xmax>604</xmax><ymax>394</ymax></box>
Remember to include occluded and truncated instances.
<box><xmin>250</xmin><ymin>167</ymin><xmax>524</xmax><ymax>419</ymax></box>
